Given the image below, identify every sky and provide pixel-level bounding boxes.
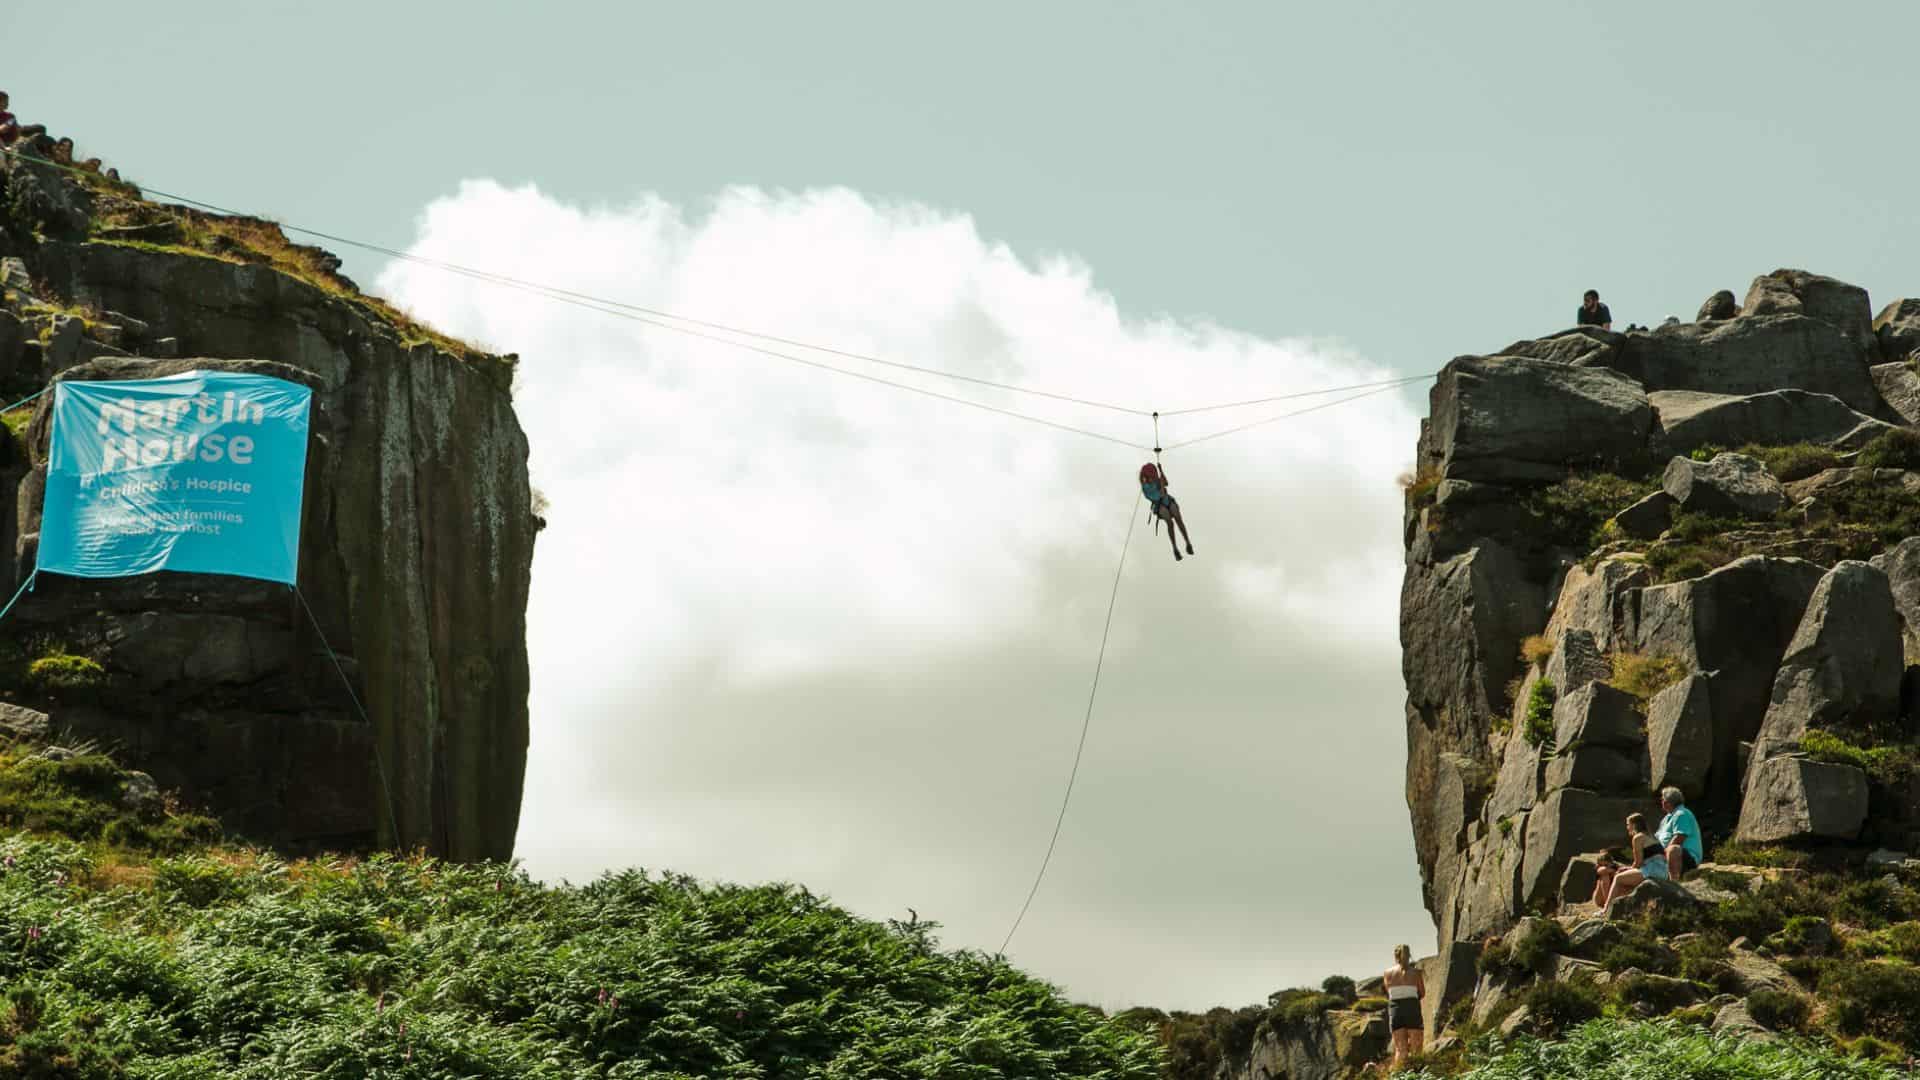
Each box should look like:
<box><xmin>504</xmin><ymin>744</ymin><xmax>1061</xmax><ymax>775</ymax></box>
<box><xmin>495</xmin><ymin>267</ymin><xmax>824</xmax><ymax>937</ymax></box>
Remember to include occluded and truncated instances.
<box><xmin>9</xmin><ymin>0</ymin><xmax>1920</xmax><ymax>1011</ymax></box>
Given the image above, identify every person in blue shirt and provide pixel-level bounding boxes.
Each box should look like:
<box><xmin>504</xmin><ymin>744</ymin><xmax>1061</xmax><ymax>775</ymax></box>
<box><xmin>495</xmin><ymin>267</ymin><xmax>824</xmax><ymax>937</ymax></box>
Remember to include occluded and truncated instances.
<box><xmin>1139</xmin><ymin>462</ymin><xmax>1194</xmax><ymax>562</ymax></box>
<box><xmin>1657</xmin><ymin>786</ymin><xmax>1704</xmax><ymax>881</ymax></box>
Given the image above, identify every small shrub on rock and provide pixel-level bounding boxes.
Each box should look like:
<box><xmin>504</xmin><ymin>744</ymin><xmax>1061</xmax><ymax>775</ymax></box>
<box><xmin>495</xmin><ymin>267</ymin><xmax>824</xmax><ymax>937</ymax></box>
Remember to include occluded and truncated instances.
<box><xmin>1745</xmin><ymin>988</ymin><xmax>1811</xmax><ymax>1032</ymax></box>
<box><xmin>1670</xmin><ymin>1004</ymin><xmax>1716</xmax><ymax>1027</ymax></box>
<box><xmin>1857</xmin><ymin>428</ymin><xmax>1920</xmax><ymax>470</ymax></box>
<box><xmin>1767</xmin><ymin>915</ymin><xmax>1835</xmax><ymax>955</ymax></box>
<box><xmin>1848</xmin><ymin>1035</ymin><xmax>1903</xmax><ymax>1063</ymax></box>
<box><xmin>1511</xmin><ymin>978</ymin><xmax>1605</xmax><ymax>1036</ymax></box>
<box><xmin>1521</xmin><ymin>472</ymin><xmax>1661</xmax><ymax>552</ymax></box>
<box><xmin>1819</xmin><ymin>961</ymin><xmax>1920</xmax><ymax>1047</ymax></box>
<box><xmin>1523</xmin><ymin>679</ymin><xmax>1557</xmax><ymax>748</ymax></box>
<box><xmin>1835</xmin><ymin>877</ymin><xmax>1920</xmax><ymax>929</ymax></box>
<box><xmin>1597</xmin><ymin>926</ymin><xmax>1678</xmax><ymax>976</ymax></box>
<box><xmin>1319</xmin><ymin>974</ymin><xmax>1356</xmax><ymax>1002</ymax></box>
<box><xmin>1708</xmin><ymin>842</ymin><xmax>1811</xmax><ymax>870</ymax></box>
<box><xmin>1737</xmin><ymin>442</ymin><xmax>1840</xmax><ymax>482</ymax></box>
<box><xmin>1607</xmin><ymin>650</ymin><xmax>1690</xmax><ymax>703</ymax></box>
<box><xmin>1519</xmin><ymin>634</ymin><xmax>1554</xmax><ymax>668</ymax></box>
<box><xmin>1613</xmin><ymin>974</ymin><xmax>1697</xmax><ymax>1016</ymax></box>
<box><xmin>26</xmin><ymin>653</ymin><xmax>104</xmax><ymax>692</ymax></box>
<box><xmin>1266</xmin><ymin>989</ymin><xmax>1344</xmax><ymax>1032</ymax></box>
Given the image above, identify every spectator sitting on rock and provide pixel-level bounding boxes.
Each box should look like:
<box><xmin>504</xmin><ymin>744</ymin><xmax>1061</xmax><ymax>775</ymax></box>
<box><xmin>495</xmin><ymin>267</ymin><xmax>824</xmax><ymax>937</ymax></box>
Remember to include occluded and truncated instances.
<box><xmin>1657</xmin><ymin>786</ymin><xmax>1703</xmax><ymax>881</ymax></box>
<box><xmin>1596</xmin><ymin>813</ymin><xmax>1667</xmax><ymax>916</ymax></box>
<box><xmin>0</xmin><ymin>91</ymin><xmax>48</xmax><ymax>149</ymax></box>
<box><xmin>1588</xmin><ymin>850</ymin><xmax>1619</xmax><ymax>907</ymax></box>
<box><xmin>1577</xmin><ymin>289</ymin><xmax>1612</xmax><ymax>330</ymax></box>
<box><xmin>51</xmin><ymin>137</ymin><xmax>73</xmax><ymax>165</ymax></box>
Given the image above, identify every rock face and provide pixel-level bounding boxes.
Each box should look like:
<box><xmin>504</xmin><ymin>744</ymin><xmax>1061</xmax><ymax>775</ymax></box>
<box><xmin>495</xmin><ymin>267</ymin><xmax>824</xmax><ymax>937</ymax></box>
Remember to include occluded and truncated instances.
<box><xmin>1756</xmin><ymin>561</ymin><xmax>1902</xmax><ymax>746</ymax></box>
<box><xmin>1401</xmin><ymin>266</ymin><xmax>1920</xmax><ymax>986</ymax></box>
<box><xmin>1736</xmin><ymin>757</ymin><xmax>1869</xmax><ymax>843</ymax></box>
<box><xmin>0</xmin><ymin>148</ymin><xmax>536</xmax><ymax>859</ymax></box>
<box><xmin>1697</xmin><ymin>290</ymin><xmax>1738</xmax><ymax>322</ymax></box>
<box><xmin>1227</xmin><ymin>1009</ymin><xmax>1390</xmax><ymax>1080</ymax></box>
<box><xmin>1662</xmin><ymin>453</ymin><xmax>1787</xmax><ymax>518</ymax></box>
<box><xmin>1649</xmin><ymin>389</ymin><xmax>1887</xmax><ymax>454</ymax></box>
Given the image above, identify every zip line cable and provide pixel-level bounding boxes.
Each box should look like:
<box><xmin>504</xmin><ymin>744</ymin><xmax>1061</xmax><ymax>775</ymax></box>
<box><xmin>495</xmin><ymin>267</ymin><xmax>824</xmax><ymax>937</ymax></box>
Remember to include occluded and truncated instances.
<box><xmin>0</xmin><ymin>148</ymin><xmax>1146</xmax><ymax>418</ymax></box>
<box><xmin>1000</xmin><ymin>496</ymin><xmax>1138</xmax><ymax>955</ymax></box>
<box><xmin>0</xmin><ymin>146</ymin><xmax>1430</xmax><ymax>438</ymax></box>
<box><xmin>1155</xmin><ymin>372</ymin><xmax>1433</xmax><ymax>416</ymax></box>
<box><xmin>1162</xmin><ymin>382</ymin><xmax>1409</xmax><ymax>451</ymax></box>
<box><xmin>293</xmin><ymin>586</ymin><xmax>403</xmax><ymax>848</ymax></box>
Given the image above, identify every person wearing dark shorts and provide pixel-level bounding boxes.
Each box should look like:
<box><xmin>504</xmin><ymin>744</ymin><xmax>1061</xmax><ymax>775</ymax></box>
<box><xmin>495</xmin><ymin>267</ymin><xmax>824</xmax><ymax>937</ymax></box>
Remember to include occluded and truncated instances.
<box><xmin>1577</xmin><ymin>289</ymin><xmax>1612</xmax><ymax>330</ymax></box>
<box><xmin>1658</xmin><ymin>786</ymin><xmax>1703</xmax><ymax>880</ymax></box>
<box><xmin>1383</xmin><ymin>944</ymin><xmax>1424</xmax><ymax>1066</ymax></box>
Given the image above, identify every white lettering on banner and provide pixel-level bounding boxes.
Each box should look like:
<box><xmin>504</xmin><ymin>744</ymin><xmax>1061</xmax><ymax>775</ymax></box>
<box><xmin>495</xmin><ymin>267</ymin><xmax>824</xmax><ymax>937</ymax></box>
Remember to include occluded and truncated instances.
<box><xmin>86</xmin><ymin>389</ymin><xmax>272</xmax><ymax>477</ymax></box>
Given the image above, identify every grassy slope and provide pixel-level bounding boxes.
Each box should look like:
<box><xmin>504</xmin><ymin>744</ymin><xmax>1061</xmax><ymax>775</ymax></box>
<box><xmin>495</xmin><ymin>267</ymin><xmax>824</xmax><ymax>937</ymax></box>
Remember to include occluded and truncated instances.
<box><xmin>0</xmin><ymin>737</ymin><xmax>1160</xmax><ymax>1078</ymax></box>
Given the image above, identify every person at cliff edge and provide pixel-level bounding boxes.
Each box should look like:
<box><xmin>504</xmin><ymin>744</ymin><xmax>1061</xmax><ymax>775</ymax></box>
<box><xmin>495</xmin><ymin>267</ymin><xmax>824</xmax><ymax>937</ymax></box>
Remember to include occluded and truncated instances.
<box><xmin>1383</xmin><ymin>945</ymin><xmax>1425</xmax><ymax>1067</ymax></box>
<box><xmin>1657</xmin><ymin>786</ymin><xmax>1703</xmax><ymax>882</ymax></box>
<box><xmin>0</xmin><ymin>91</ymin><xmax>50</xmax><ymax>149</ymax></box>
<box><xmin>1138</xmin><ymin>461</ymin><xmax>1194</xmax><ymax>562</ymax></box>
<box><xmin>1577</xmin><ymin>289</ymin><xmax>1612</xmax><ymax>330</ymax></box>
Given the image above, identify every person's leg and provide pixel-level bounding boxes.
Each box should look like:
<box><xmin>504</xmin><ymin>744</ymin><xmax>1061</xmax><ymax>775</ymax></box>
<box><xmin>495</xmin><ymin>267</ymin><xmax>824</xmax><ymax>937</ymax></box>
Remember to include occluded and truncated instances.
<box><xmin>1590</xmin><ymin>865</ymin><xmax>1615</xmax><ymax>907</ymax></box>
<box><xmin>1172</xmin><ymin>507</ymin><xmax>1193</xmax><ymax>553</ymax></box>
<box><xmin>1604</xmin><ymin>870</ymin><xmax>1644</xmax><ymax>915</ymax></box>
<box><xmin>1160</xmin><ymin>506</ymin><xmax>1182</xmax><ymax>560</ymax></box>
<box><xmin>1666</xmin><ymin>841</ymin><xmax>1687</xmax><ymax>882</ymax></box>
<box><xmin>1408</xmin><ymin>1027</ymin><xmax>1423</xmax><ymax>1059</ymax></box>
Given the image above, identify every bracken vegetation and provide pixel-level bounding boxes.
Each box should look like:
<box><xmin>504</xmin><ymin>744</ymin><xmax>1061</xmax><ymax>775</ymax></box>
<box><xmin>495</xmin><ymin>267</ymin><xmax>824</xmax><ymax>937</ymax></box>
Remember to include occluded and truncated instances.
<box><xmin>1404</xmin><ymin>1018</ymin><xmax>1909</xmax><ymax>1079</ymax></box>
<box><xmin>0</xmin><ymin>733</ymin><xmax>1159</xmax><ymax>1079</ymax></box>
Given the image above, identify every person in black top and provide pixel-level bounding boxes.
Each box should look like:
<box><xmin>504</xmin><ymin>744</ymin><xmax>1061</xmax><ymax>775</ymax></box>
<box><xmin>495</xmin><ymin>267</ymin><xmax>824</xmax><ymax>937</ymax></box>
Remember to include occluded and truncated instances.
<box><xmin>1577</xmin><ymin>289</ymin><xmax>1612</xmax><ymax>330</ymax></box>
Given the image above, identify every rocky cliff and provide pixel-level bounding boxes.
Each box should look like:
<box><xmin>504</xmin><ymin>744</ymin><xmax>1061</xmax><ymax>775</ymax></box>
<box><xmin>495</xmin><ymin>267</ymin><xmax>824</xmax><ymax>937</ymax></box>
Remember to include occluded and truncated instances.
<box><xmin>1401</xmin><ymin>267</ymin><xmax>1920</xmax><ymax>1033</ymax></box>
<box><xmin>0</xmin><ymin>145</ymin><xmax>537</xmax><ymax>858</ymax></box>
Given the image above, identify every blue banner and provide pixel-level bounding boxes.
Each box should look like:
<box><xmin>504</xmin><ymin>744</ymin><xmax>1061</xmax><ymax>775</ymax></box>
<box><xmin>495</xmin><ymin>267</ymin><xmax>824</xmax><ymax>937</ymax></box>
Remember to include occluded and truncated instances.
<box><xmin>38</xmin><ymin>370</ymin><xmax>313</xmax><ymax>584</ymax></box>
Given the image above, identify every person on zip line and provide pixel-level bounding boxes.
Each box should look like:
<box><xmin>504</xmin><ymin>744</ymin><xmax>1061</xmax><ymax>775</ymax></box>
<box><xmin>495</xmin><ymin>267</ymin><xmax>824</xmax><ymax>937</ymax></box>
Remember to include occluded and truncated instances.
<box><xmin>1138</xmin><ymin>462</ymin><xmax>1194</xmax><ymax>562</ymax></box>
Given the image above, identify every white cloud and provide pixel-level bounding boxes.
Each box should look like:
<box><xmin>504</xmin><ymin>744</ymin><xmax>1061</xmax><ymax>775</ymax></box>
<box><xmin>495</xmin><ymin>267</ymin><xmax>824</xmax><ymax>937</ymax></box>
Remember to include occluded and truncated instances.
<box><xmin>378</xmin><ymin>179</ymin><xmax>1431</xmax><ymax>1010</ymax></box>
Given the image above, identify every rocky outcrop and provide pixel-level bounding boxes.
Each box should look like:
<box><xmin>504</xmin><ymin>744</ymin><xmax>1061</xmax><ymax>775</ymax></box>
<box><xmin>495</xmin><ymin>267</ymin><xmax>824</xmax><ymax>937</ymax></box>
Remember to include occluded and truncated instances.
<box><xmin>1649</xmin><ymin>389</ymin><xmax>1888</xmax><ymax>454</ymax></box>
<box><xmin>1876</xmin><ymin>299</ymin><xmax>1920</xmax><ymax>363</ymax></box>
<box><xmin>1228</xmin><ymin>1010</ymin><xmax>1390</xmax><ymax>1080</ymax></box>
<box><xmin>1697</xmin><ymin>290</ymin><xmax>1738</xmax><ymax>322</ymax></box>
<box><xmin>1756</xmin><ymin>561</ymin><xmax>1902</xmax><ymax>746</ymax></box>
<box><xmin>1736</xmin><ymin>756</ymin><xmax>1869</xmax><ymax>843</ymax></box>
<box><xmin>1423</xmin><ymin>356</ymin><xmax>1650</xmax><ymax>483</ymax></box>
<box><xmin>0</xmin><ymin>146</ymin><xmax>535</xmax><ymax>859</ymax></box>
<box><xmin>1402</xmin><ymin>266</ymin><xmax>1920</xmax><ymax>974</ymax></box>
<box><xmin>1742</xmin><ymin>269</ymin><xmax>1878</xmax><ymax>359</ymax></box>
<box><xmin>1662</xmin><ymin>453</ymin><xmax>1787</xmax><ymax>518</ymax></box>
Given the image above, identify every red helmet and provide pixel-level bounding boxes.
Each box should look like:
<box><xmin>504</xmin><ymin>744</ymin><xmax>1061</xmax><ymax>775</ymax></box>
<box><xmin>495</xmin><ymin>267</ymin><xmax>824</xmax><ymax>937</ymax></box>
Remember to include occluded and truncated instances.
<box><xmin>1139</xmin><ymin>463</ymin><xmax>1160</xmax><ymax>481</ymax></box>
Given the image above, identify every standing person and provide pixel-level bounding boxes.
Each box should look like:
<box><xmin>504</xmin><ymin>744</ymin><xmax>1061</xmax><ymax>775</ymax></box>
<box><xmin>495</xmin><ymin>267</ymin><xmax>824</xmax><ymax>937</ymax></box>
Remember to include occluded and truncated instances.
<box><xmin>1383</xmin><ymin>945</ymin><xmax>1425</xmax><ymax>1067</ymax></box>
<box><xmin>1596</xmin><ymin>813</ymin><xmax>1667</xmax><ymax>915</ymax></box>
<box><xmin>1138</xmin><ymin>462</ymin><xmax>1194</xmax><ymax>562</ymax></box>
<box><xmin>1577</xmin><ymin>289</ymin><xmax>1612</xmax><ymax>330</ymax></box>
<box><xmin>1657</xmin><ymin>787</ymin><xmax>1703</xmax><ymax>882</ymax></box>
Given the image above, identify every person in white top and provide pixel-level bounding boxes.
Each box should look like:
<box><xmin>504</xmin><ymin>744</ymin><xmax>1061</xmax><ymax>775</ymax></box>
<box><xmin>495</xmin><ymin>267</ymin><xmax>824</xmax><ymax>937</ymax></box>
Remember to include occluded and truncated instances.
<box><xmin>1383</xmin><ymin>944</ymin><xmax>1425</xmax><ymax>1066</ymax></box>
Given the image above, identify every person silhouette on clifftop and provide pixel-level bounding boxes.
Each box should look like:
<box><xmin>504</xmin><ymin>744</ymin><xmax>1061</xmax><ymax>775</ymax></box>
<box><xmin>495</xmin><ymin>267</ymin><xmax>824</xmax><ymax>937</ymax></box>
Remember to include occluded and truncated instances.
<box><xmin>1139</xmin><ymin>462</ymin><xmax>1194</xmax><ymax>561</ymax></box>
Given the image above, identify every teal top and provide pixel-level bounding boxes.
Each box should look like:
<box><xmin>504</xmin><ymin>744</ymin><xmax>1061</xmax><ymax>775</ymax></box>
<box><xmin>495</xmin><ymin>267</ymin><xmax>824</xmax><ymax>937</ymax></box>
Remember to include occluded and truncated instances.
<box><xmin>1658</xmin><ymin>806</ymin><xmax>1704</xmax><ymax>863</ymax></box>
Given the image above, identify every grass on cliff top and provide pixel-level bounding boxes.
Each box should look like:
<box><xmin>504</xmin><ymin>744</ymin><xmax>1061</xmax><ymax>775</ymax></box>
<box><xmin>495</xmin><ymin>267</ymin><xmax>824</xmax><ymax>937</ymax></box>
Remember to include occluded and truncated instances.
<box><xmin>1404</xmin><ymin>1018</ymin><xmax>1908</xmax><ymax>1079</ymax></box>
<box><xmin>86</xmin><ymin>196</ymin><xmax>498</xmax><ymax>367</ymax></box>
<box><xmin>0</xmin><ymin>733</ymin><xmax>1158</xmax><ymax>1079</ymax></box>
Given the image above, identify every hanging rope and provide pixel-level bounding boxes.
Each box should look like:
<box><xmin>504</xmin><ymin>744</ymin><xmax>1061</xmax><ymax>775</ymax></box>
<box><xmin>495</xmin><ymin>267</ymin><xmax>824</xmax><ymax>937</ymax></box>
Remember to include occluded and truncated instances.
<box><xmin>1000</xmin><ymin>495</ymin><xmax>1138</xmax><ymax>954</ymax></box>
<box><xmin>0</xmin><ymin>570</ymin><xmax>36</xmax><ymax>627</ymax></box>
<box><xmin>0</xmin><ymin>385</ymin><xmax>51</xmax><ymax>416</ymax></box>
<box><xmin>292</xmin><ymin>586</ymin><xmax>403</xmax><ymax>848</ymax></box>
